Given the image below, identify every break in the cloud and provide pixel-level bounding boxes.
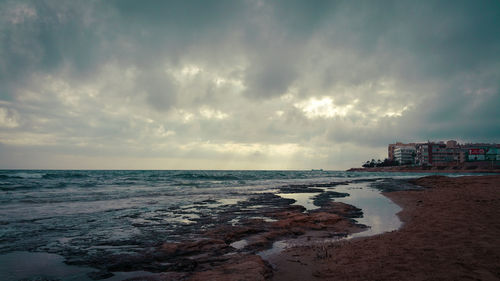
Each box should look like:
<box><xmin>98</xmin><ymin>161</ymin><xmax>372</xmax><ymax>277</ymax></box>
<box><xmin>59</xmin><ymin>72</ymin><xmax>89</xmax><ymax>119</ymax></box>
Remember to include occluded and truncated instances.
<box><xmin>0</xmin><ymin>0</ymin><xmax>499</xmax><ymax>169</ymax></box>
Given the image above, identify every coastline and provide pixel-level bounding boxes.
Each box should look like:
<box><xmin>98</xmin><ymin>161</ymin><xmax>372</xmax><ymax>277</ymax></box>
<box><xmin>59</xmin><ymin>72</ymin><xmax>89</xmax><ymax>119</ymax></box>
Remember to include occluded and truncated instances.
<box><xmin>2</xmin><ymin>173</ymin><xmax>498</xmax><ymax>280</ymax></box>
<box><xmin>268</xmin><ymin>175</ymin><xmax>500</xmax><ymax>280</ymax></box>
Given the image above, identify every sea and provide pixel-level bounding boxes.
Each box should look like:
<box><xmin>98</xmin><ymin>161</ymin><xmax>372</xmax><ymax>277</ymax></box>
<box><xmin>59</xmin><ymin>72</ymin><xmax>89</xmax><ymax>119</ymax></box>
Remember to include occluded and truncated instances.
<box><xmin>0</xmin><ymin>169</ymin><xmax>483</xmax><ymax>280</ymax></box>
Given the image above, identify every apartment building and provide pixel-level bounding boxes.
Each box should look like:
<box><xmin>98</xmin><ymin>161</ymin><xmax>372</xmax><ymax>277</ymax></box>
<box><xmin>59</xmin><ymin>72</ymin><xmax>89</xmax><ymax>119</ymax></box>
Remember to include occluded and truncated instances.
<box><xmin>428</xmin><ymin>141</ymin><xmax>461</xmax><ymax>166</ymax></box>
<box><xmin>394</xmin><ymin>146</ymin><xmax>416</xmax><ymax>165</ymax></box>
<box><xmin>388</xmin><ymin>142</ymin><xmax>416</xmax><ymax>161</ymax></box>
<box><xmin>390</xmin><ymin>140</ymin><xmax>498</xmax><ymax>166</ymax></box>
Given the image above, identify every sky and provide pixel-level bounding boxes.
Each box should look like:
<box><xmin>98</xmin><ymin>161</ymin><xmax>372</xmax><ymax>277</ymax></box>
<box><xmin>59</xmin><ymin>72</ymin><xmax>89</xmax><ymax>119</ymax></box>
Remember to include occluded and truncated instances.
<box><xmin>0</xmin><ymin>0</ymin><xmax>499</xmax><ymax>170</ymax></box>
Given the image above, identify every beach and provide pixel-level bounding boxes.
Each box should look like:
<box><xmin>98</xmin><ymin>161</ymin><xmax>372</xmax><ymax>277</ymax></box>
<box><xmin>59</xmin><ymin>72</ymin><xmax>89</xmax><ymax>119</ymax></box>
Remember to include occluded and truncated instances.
<box><xmin>268</xmin><ymin>175</ymin><xmax>500</xmax><ymax>280</ymax></box>
<box><xmin>122</xmin><ymin>174</ymin><xmax>500</xmax><ymax>280</ymax></box>
<box><xmin>1</xmin><ymin>172</ymin><xmax>499</xmax><ymax>280</ymax></box>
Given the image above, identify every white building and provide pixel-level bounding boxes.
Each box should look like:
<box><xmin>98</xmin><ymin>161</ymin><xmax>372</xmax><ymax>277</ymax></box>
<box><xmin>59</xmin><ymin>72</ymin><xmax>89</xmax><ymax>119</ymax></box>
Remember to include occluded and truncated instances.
<box><xmin>394</xmin><ymin>146</ymin><xmax>416</xmax><ymax>165</ymax></box>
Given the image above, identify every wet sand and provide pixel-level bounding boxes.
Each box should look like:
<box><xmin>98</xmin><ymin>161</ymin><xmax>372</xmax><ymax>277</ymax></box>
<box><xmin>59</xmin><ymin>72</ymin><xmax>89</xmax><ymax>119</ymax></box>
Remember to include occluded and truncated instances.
<box><xmin>269</xmin><ymin>175</ymin><xmax>500</xmax><ymax>280</ymax></box>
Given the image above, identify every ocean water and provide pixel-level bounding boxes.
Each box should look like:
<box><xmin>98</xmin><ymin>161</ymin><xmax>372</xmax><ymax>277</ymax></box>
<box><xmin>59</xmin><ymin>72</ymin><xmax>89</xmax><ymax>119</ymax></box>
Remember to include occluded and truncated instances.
<box><xmin>0</xmin><ymin>169</ymin><xmax>478</xmax><ymax>280</ymax></box>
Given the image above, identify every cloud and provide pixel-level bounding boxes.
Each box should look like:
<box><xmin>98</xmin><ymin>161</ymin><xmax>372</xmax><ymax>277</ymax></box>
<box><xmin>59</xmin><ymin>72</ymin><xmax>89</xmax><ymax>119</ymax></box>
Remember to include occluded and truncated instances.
<box><xmin>0</xmin><ymin>106</ymin><xmax>20</xmax><ymax>128</ymax></box>
<box><xmin>0</xmin><ymin>0</ymin><xmax>499</xmax><ymax>169</ymax></box>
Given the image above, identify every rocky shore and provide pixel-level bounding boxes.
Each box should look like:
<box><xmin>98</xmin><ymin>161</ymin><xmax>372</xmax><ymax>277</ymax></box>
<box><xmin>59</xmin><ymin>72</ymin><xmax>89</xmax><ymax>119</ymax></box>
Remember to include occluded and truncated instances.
<box><xmin>72</xmin><ymin>180</ymin><xmax>374</xmax><ymax>280</ymax></box>
<box><xmin>30</xmin><ymin>175</ymin><xmax>499</xmax><ymax>280</ymax></box>
<box><xmin>100</xmin><ymin>178</ymin><xmax>418</xmax><ymax>280</ymax></box>
<box><xmin>268</xmin><ymin>175</ymin><xmax>500</xmax><ymax>280</ymax></box>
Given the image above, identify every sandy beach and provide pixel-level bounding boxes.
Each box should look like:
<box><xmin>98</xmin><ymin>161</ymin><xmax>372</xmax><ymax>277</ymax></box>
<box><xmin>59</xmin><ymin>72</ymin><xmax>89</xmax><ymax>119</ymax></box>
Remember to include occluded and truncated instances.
<box><xmin>268</xmin><ymin>175</ymin><xmax>500</xmax><ymax>280</ymax></box>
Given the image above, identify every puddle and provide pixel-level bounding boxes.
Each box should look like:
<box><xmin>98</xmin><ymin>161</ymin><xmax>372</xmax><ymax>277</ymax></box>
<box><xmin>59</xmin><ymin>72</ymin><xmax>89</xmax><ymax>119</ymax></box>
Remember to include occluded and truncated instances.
<box><xmin>262</xmin><ymin>182</ymin><xmax>403</xmax><ymax>258</ymax></box>
<box><xmin>249</xmin><ymin>216</ymin><xmax>277</xmax><ymax>222</ymax></box>
<box><xmin>229</xmin><ymin>215</ymin><xmax>277</xmax><ymax>226</ymax></box>
<box><xmin>0</xmin><ymin>251</ymin><xmax>160</xmax><ymax>281</ymax></box>
<box><xmin>257</xmin><ymin>240</ymin><xmax>288</xmax><ymax>259</ymax></box>
<box><xmin>103</xmin><ymin>270</ymin><xmax>159</xmax><ymax>281</ymax></box>
<box><xmin>230</xmin><ymin>239</ymin><xmax>248</xmax><ymax>250</ymax></box>
<box><xmin>276</xmin><ymin>193</ymin><xmax>321</xmax><ymax>211</ymax></box>
<box><xmin>276</xmin><ymin>182</ymin><xmax>402</xmax><ymax>237</ymax></box>
<box><xmin>203</xmin><ymin>198</ymin><xmax>242</xmax><ymax>208</ymax></box>
<box><xmin>0</xmin><ymin>251</ymin><xmax>94</xmax><ymax>281</ymax></box>
<box><xmin>218</xmin><ymin>198</ymin><xmax>241</xmax><ymax>205</ymax></box>
<box><xmin>330</xmin><ymin>183</ymin><xmax>402</xmax><ymax>239</ymax></box>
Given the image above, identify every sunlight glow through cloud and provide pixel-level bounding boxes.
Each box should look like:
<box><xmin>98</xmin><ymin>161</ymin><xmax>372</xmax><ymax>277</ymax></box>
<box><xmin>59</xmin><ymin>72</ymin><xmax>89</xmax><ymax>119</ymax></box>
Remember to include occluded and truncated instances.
<box><xmin>199</xmin><ymin>107</ymin><xmax>229</xmax><ymax>120</ymax></box>
<box><xmin>383</xmin><ymin>106</ymin><xmax>409</xmax><ymax>118</ymax></box>
<box><xmin>0</xmin><ymin>107</ymin><xmax>19</xmax><ymax>128</ymax></box>
<box><xmin>295</xmin><ymin>97</ymin><xmax>355</xmax><ymax>119</ymax></box>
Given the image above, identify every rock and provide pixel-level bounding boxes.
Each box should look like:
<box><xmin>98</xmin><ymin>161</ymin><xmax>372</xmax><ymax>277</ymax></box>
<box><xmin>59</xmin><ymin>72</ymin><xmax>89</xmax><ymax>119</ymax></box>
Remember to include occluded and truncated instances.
<box><xmin>314</xmin><ymin>202</ymin><xmax>363</xmax><ymax>218</ymax></box>
<box><xmin>125</xmin><ymin>272</ymin><xmax>189</xmax><ymax>281</ymax></box>
<box><xmin>203</xmin><ymin>225</ymin><xmax>263</xmax><ymax>243</ymax></box>
<box><xmin>19</xmin><ymin>277</ymin><xmax>61</xmax><ymax>281</ymax></box>
<box><xmin>87</xmin><ymin>270</ymin><xmax>114</xmax><ymax>280</ymax></box>
<box><xmin>244</xmin><ymin>229</ymin><xmax>293</xmax><ymax>250</ymax></box>
<box><xmin>101</xmin><ymin>189</ymin><xmax>364</xmax><ymax>278</ymax></box>
<box><xmin>271</xmin><ymin>214</ymin><xmax>320</xmax><ymax>231</ymax></box>
<box><xmin>105</xmin><ymin>253</ymin><xmax>154</xmax><ymax>272</ymax></box>
<box><xmin>279</xmin><ymin>186</ymin><xmax>324</xmax><ymax>193</ymax></box>
<box><xmin>311</xmin><ymin>182</ymin><xmax>350</xmax><ymax>187</ymax></box>
<box><xmin>310</xmin><ymin>212</ymin><xmax>342</xmax><ymax>224</ymax></box>
<box><xmin>167</xmin><ymin>258</ymin><xmax>198</xmax><ymax>272</ymax></box>
<box><xmin>312</xmin><ymin>191</ymin><xmax>350</xmax><ymax>207</ymax></box>
<box><xmin>188</xmin><ymin>254</ymin><xmax>272</xmax><ymax>281</ymax></box>
<box><xmin>160</xmin><ymin>239</ymin><xmax>230</xmax><ymax>257</ymax></box>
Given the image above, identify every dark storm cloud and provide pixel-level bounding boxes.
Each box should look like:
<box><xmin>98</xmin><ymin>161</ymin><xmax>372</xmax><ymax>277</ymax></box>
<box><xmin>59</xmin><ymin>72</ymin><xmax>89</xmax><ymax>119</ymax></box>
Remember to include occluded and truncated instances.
<box><xmin>0</xmin><ymin>0</ymin><xmax>499</xmax><ymax>169</ymax></box>
<box><xmin>0</xmin><ymin>1</ymin><xmax>99</xmax><ymax>79</ymax></box>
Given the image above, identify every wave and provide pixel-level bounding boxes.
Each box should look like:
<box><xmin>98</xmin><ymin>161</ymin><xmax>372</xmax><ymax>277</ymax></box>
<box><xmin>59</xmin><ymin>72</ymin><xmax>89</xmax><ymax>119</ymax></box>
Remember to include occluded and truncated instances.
<box><xmin>0</xmin><ymin>175</ymin><xmax>23</xmax><ymax>179</ymax></box>
<box><xmin>0</xmin><ymin>172</ymin><xmax>90</xmax><ymax>180</ymax></box>
<box><xmin>0</xmin><ymin>182</ymin><xmax>69</xmax><ymax>191</ymax></box>
<box><xmin>41</xmin><ymin>173</ymin><xmax>89</xmax><ymax>179</ymax></box>
<box><xmin>78</xmin><ymin>182</ymin><xmax>98</xmax><ymax>188</ymax></box>
<box><xmin>0</xmin><ymin>185</ymin><xmax>41</xmax><ymax>191</ymax></box>
<box><xmin>0</xmin><ymin>173</ymin><xmax>44</xmax><ymax>179</ymax></box>
<box><xmin>169</xmin><ymin>173</ymin><xmax>243</xmax><ymax>181</ymax></box>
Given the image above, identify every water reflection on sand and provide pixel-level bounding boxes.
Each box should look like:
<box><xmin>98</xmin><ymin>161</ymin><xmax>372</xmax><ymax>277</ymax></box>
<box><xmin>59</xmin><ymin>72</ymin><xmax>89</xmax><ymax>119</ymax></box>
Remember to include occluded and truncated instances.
<box><xmin>332</xmin><ymin>182</ymin><xmax>402</xmax><ymax>239</ymax></box>
<box><xmin>260</xmin><ymin>181</ymin><xmax>402</xmax><ymax>258</ymax></box>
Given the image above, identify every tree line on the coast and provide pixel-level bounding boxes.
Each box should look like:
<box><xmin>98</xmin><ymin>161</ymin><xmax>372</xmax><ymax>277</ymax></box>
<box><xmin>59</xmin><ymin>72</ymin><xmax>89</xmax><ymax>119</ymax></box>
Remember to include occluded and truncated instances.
<box><xmin>362</xmin><ymin>158</ymin><xmax>398</xmax><ymax>168</ymax></box>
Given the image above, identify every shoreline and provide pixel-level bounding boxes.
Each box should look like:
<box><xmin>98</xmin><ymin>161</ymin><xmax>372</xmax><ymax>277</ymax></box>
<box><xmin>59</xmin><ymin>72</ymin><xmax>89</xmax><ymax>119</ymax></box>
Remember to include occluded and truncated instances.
<box><xmin>103</xmin><ymin>178</ymin><xmax>401</xmax><ymax>280</ymax></box>
<box><xmin>268</xmin><ymin>175</ymin><xmax>500</xmax><ymax>280</ymax></box>
<box><xmin>3</xmin><ymin>174</ymin><xmax>498</xmax><ymax>280</ymax></box>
